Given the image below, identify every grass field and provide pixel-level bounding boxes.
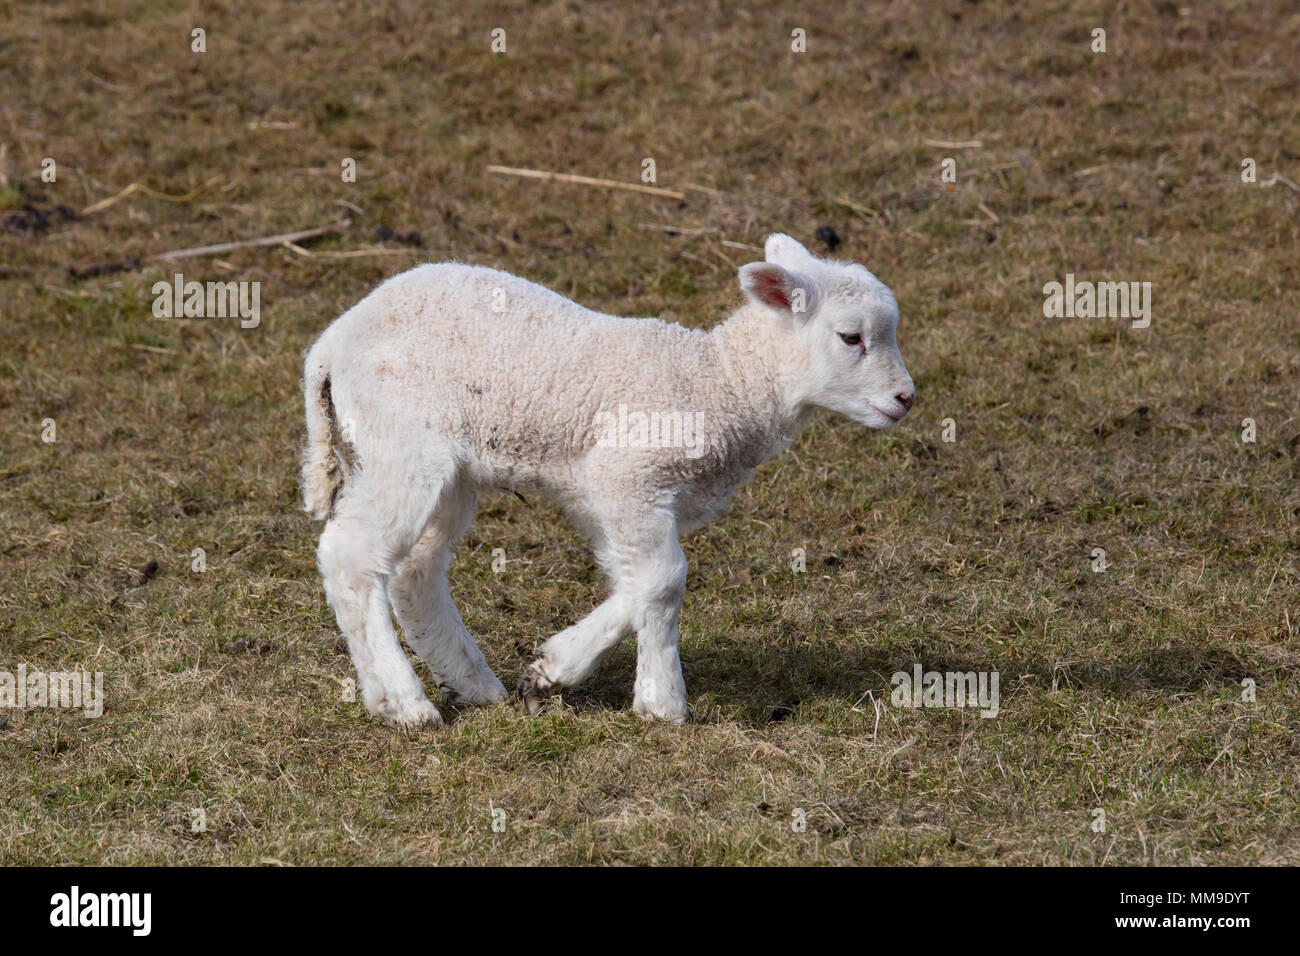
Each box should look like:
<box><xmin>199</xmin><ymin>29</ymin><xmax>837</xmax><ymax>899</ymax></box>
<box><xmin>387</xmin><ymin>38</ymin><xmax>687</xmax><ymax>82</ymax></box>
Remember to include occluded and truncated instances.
<box><xmin>1</xmin><ymin>0</ymin><xmax>1298</xmax><ymax>865</ymax></box>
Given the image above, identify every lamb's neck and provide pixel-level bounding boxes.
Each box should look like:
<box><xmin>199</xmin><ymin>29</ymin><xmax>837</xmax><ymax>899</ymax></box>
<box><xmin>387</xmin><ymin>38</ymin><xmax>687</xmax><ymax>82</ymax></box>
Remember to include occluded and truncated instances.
<box><xmin>708</xmin><ymin>304</ymin><xmax>811</xmax><ymax>467</ymax></box>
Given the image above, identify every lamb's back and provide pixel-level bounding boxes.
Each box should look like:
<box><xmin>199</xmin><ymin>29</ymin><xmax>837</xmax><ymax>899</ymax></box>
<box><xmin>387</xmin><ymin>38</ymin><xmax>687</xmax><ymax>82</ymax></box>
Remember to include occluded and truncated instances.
<box><xmin>328</xmin><ymin>263</ymin><xmax>717</xmax><ymax>474</ymax></box>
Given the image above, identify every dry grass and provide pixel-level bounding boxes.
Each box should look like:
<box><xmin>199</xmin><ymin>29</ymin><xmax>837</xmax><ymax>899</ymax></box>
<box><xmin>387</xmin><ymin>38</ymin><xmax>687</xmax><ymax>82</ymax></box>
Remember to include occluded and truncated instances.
<box><xmin>1</xmin><ymin>0</ymin><xmax>1298</xmax><ymax>865</ymax></box>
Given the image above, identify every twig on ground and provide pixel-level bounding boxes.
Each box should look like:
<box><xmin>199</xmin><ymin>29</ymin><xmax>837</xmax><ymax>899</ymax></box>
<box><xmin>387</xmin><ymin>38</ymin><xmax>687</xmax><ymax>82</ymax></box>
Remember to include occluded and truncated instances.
<box><xmin>834</xmin><ymin>195</ymin><xmax>885</xmax><ymax>222</ymax></box>
<box><xmin>924</xmin><ymin>138</ymin><xmax>982</xmax><ymax>149</ymax></box>
<box><xmin>281</xmin><ymin>239</ymin><xmax>419</xmax><ymax>260</ymax></box>
<box><xmin>678</xmin><ymin>251</ymin><xmax>720</xmax><ymax>274</ymax></box>
<box><xmin>148</xmin><ymin>219</ymin><xmax>351</xmax><ymax>263</ymax></box>
<box><xmin>638</xmin><ymin>223</ymin><xmax>716</xmax><ymax>236</ymax></box>
<box><xmin>486</xmin><ymin>164</ymin><xmax>686</xmax><ymax>199</ymax></box>
<box><xmin>68</xmin><ymin>218</ymin><xmax>351</xmax><ymax>278</ymax></box>
<box><xmin>1262</xmin><ymin>173</ymin><xmax>1300</xmax><ymax>194</ymax></box>
<box><xmin>80</xmin><ymin>176</ymin><xmax>223</xmax><ymax>217</ymax></box>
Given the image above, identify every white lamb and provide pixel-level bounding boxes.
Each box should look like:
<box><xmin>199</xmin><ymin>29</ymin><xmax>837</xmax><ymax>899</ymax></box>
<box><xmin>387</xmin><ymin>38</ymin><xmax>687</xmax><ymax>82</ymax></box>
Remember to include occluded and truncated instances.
<box><xmin>301</xmin><ymin>233</ymin><xmax>915</xmax><ymax>729</ymax></box>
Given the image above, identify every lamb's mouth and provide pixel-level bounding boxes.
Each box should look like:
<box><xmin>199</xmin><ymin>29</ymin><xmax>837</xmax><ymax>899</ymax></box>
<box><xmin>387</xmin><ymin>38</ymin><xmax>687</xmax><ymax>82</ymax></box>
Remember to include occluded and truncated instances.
<box><xmin>871</xmin><ymin>403</ymin><xmax>906</xmax><ymax>422</ymax></box>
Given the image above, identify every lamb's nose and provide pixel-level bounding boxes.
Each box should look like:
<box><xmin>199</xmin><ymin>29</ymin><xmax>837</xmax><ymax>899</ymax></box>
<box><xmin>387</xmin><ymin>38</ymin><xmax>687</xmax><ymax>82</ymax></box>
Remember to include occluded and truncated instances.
<box><xmin>896</xmin><ymin>390</ymin><xmax>915</xmax><ymax>411</ymax></box>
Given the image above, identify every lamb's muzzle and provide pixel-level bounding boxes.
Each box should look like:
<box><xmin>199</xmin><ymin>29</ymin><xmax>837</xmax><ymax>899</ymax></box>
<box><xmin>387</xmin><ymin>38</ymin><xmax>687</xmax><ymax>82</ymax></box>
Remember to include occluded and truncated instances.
<box><xmin>302</xmin><ymin>232</ymin><xmax>913</xmax><ymax>728</ymax></box>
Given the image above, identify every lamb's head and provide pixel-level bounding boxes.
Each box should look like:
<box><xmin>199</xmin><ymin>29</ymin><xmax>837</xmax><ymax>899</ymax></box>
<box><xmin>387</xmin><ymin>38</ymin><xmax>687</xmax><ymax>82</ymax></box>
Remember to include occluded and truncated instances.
<box><xmin>739</xmin><ymin>233</ymin><xmax>916</xmax><ymax>429</ymax></box>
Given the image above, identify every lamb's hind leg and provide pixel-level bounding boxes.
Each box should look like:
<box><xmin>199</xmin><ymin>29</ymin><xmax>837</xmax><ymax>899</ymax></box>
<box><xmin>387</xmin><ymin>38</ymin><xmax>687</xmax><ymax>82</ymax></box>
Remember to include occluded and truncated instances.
<box><xmin>389</xmin><ymin>484</ymin><xmax>507</xmax><ymax>707</ymax></box>
<box><xmin>317</xmin><ymin>487</ymin><xmax>442</xmax><ymax>730</ymax></box>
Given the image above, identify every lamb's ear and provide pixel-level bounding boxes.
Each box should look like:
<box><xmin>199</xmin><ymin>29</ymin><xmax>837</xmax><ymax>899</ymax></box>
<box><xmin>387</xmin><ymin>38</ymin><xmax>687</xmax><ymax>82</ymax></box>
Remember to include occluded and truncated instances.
<box><xmin>764</xmin><ymin>233</ymin><xmax>817</xmax><ymax>269</ymax></box>
<box><xmin>739</xmin><ymin>262</ymin><xmax>820</xmax><ymax>319</ymax></box>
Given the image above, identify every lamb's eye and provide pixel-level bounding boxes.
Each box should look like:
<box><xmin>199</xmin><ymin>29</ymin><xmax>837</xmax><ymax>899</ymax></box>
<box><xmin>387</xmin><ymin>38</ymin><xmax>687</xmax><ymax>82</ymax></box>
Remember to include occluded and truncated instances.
<box><xmin>838</xmin><ymin>332</ymin><xmax>862</xmax><ymax>346</ymax></box>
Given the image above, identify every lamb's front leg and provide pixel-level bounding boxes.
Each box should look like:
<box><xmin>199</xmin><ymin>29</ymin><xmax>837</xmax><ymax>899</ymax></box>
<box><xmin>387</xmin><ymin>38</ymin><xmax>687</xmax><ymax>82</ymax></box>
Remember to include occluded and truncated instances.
<box><xmin>627</xmin><ymin>537</ymin><xmax>690</xmax><ymax>723</ymax></box>
<box><xmin>518</xmin><ymin>595</ymin><xmax>634</xmax><ymax>713</ymax></box>
<box><xmin>519</xmin><ymin>523</ymin><xmax>689</xmax><ymax>722</ymax></box>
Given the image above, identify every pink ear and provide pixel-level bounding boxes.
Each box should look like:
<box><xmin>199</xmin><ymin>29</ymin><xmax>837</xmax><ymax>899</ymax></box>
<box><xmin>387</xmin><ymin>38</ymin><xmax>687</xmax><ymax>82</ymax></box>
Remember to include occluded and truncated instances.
<box><xmin>739</xmin><ymin>262</ymin><xmax>818</xmax><ymax>315</ymax></box>
<box><xmin>740</xmin><ymin>263</ymin><xmax>794</xmax><ymax>310</ymax></box>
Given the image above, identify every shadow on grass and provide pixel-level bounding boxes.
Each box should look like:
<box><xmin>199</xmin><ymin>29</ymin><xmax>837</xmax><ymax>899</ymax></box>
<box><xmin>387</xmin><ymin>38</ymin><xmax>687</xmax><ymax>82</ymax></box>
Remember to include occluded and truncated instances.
<box><xmin>554</xmin><ymin>639</ymin><xmax>1262</xmax><ymax>727</ymax></box>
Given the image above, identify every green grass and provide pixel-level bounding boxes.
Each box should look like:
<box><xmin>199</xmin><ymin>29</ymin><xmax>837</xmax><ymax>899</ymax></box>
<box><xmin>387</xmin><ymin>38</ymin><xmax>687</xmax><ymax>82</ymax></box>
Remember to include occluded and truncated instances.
<box><xmin>0</xmin><ymin>0</ymin><xmax>1298</xmax><ymax>865</ymax></box>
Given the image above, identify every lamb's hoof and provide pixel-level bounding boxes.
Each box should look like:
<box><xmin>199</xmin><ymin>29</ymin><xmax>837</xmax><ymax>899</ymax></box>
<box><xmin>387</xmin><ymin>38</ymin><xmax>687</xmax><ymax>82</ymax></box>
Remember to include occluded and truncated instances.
<box><xmin>633</xmin><ymin>698</ymin><xmax>691</xmax><ymax>725</ymax></box>
<box><xmin>440</xmin><ymin>671</ymin><xmax>509</xmax><ymax>708</ymax></box>
<box><xmin>517</xmin><ymin>664</ymin><xmax>557</xmax><ymax>716</ymax></box>
<box><xmin>373</xmin><ymin>696</ymin><xmax>444</xmax><ymax>731</ymax></box>
<box><xmin>443</xmin><ymin>686</ymin><xmax>509</xmax><ymax>708</ymax></box>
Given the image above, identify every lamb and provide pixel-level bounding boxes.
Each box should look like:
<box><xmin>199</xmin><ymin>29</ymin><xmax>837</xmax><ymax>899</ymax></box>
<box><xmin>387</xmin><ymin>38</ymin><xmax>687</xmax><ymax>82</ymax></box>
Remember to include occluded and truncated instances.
<box><xmin>301</xmin><ymin>233</ymin><xmax>916</xmax><ymax>729</ymax></box>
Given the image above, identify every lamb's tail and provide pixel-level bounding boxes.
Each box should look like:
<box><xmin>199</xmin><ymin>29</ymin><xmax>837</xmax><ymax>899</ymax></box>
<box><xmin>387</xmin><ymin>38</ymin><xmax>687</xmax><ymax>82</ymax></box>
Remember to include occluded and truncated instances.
<box><xmin>301</xmin><ymin>334</ymin><xmax>344</xmax><ymax>520</ymax></box>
